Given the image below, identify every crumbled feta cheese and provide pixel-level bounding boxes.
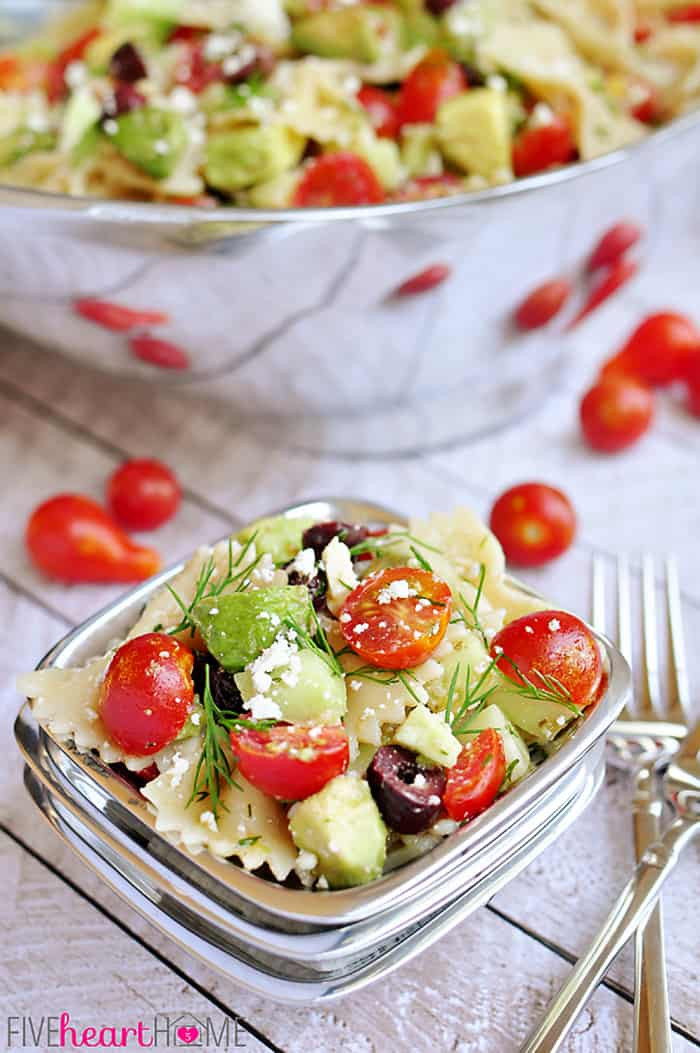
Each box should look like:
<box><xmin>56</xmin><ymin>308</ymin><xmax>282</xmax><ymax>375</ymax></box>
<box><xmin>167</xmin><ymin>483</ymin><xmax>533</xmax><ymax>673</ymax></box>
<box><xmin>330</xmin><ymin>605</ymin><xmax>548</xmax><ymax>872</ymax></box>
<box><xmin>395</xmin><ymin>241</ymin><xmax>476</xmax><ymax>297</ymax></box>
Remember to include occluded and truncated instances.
<box><xmin>190</xmin><ymin>711</ymin><xmax>201</xmax><ymax>726</ymax></box>
<box><xmin>289</xmin><ymin>547</ymin><xmax>316</xmax><ymax>578</ymax></box>
<box><xmin>296</xmin><ymin>849</ymin><xmax>318</xmax><ymax>872</ymax></box>
<box><xmin>548</xmin><ymin>618</ymin><xmax>562</xmax><ymax>632</ymax></box>
<box><xmin>529</xmin><ymin>102</ymin><xmax>556</xmax><ymax>129</ymax></box>
<box><xmin>316</xmin><ymin>875</ymin><xmax>329</xmax><ymax>890</ymax></box>
<box><xmin>200</xmin><ymin>810</ymin><xmax>219</xmax><ymax>833</ymax></box>
<box><xmin>203</xmin><ymin>31</ymin><xmax>242</xmax><ymax>62</ymax></box>
<box><xmin>486</xmin><ymin>73</ymin><xmax>508</xmax><ymax>93</ymax></box>
<box><xmin>244</xmin><ymin>694</ymin><xmax>283</xmax><ymax>721</ymax></box>
<box><xmin>413</xmin><ymin>772</ymin><xmax>427</xmax><ymax>789</ymax></box>
<box><xmin>340</xmin><ymin>612</ymin><xmax>352</xmax><ymax>624</ymax></box>
<box><xmin>321</xmin><ymin>537</ymin><xmax>358</xmax><ymax>615</ymax></box>
<box><xmin>168</xmin><ymin>86</ymin><xmax>198</xmax><ymax>113</ymax></box>
<box><xmin>102</xmin><ymin>119</ymin><xmax>119</xmax><ymax>136</ymax></box>
<box><xmin>168</xmin><ymin>752</ymin><xmax>190</xmax><ymax>789</ymax></box>
<box><xmin>524</xmin><ymin>625</ymin><xmax>535</xmax><ymax>635</ymax></box>
<box><xmin>64</xmin><ymin>61</ymin><xmax>87</xmax><ymax>89</ymax></box>
<box><xmin>377</xmin><ymin>579</ymin><xmax>417</xmax><ymax>605</ymax></box>
<box><xmin>353</xmin><ymin>622</ymin><xmax>369</xmax><ymax>635</ymax></box>
<box><xmin>432</xmin><ymin>818</ymin><xmax>459</xmax><ymax>837</ymax></box>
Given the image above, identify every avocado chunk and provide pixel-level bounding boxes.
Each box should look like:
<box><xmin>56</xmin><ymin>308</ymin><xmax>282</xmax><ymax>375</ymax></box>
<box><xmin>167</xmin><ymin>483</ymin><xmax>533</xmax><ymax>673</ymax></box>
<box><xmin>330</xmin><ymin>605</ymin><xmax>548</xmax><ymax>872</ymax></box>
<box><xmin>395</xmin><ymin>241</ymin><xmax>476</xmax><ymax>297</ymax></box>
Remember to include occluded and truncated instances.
<box><xmin>393</xmin><ymin>704</ymin><xmax>461</xmax><ymax>768</ymax></box>
<box><xmin>402</xmin><ymin>10</ymin><xmax>441</xmax><ymax>49</ymax></box>
<box><xmin>0</xmin><ymin>128</ymin><xmax>56</xmax><ymax>168</ymax></box>
<box><xmin>289</xmin><ymin>774</ymin><xmax>387</xmax><ymax>888</ymax></box>
<box><xmin>205</xmin><ymin>125</ymin><xmax>305</xmax><ymax>194</ymax></box>
<box><xmin>437</xmin><ymin>88</ymin><xmax>512</xmax><ymax>179</ymax></box>
<box><xmin>488</xmin><ymin>675</ymin><xmax>578</xmax><ymax>744</ymax></box>
<box><xmin>60</xmin><ymin>86</ymin><xmax>101</xmax><ymax>154</ymax></box>
<box><xmin>400</xmin><ymin>123</ymin><xmax>443</xmax><ymax>178</ymax></box>
<box><xmin>457</xmin><ymin>703</ymin><xmax>530</xmax><ymax>784</ymax></box>
<box><xmin>237</xmin><ymin>514</ymin><xmax>315</xmax><ymax>565</ymax></box>
<box><xmin>106</xmin><ymin>0</ymin><xmax>183</xmax><ymax>30</ymax></box>
<box><xmin>291</xmin><ymin>7</ymin><xmax>403</xmax><ymax>63</ymax></box>
<box><xmin>193</xmin><ymin>587</ymin><xmax>312</xmax><ymax>672</ymax></box>
<box><xmin>236</xmin><ymin>648</ymin><xmax>347</xmax><ymax>724</ymax></box>
<box><xmin>109</xmin><ymin>106</ymin><xmax>188</xmax><ymax>179</ymax></box>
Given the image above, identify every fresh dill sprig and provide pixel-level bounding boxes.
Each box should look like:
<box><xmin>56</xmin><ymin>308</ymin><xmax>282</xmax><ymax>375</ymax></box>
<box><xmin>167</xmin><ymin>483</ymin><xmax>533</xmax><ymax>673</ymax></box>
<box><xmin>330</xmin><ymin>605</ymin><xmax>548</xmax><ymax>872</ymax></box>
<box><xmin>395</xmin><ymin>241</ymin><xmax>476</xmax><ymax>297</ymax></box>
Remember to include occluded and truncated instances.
<box><xmin>167</xmin><ymin>533</ymin><xmax>260</xmax><ymax>636</ymax></box>
<box><xmin>284</xmin><ymin>607</ymin><xmax>344</xmax><ymax>677</ymax></box>
<box><xmin>456</xmin><ymin>563</ymin><xmax>490</xmax><ymax>648</ymax></box>
<box><xmin>448</xmin><ymin>657</ymin><xmax>500</xmax><ymax>737</ymax></box>
<box><xmin>500</xmin><ymin>657</ymin><xmax>583</xmax><ymax>716</ymax></box>
<box><xmin>348</xmin><ymin>531</ymin><xmax>443</xmax><ymax>559</ymax></box>
<box><xmin>409</xmin><ymin>545</ymin><xmax>433</xmax><ymax>572</ymax></box>
<box><xmin>344</xmin><ymin>664</ymin><xmax>425</xmax><ymax>705</ymax></box>
<box><xmin>500</xmin><ymin>758</ymin><xmax>519</xmax><ymax>793</ymax></box>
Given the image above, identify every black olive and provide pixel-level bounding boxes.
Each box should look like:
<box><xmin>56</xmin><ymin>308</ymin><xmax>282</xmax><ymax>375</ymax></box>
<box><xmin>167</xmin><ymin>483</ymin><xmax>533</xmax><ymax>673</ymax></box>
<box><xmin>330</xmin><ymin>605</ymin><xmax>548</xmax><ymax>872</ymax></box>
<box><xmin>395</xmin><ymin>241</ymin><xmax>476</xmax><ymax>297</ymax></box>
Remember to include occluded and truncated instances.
<box><xmin>192</xmin><ymin>652</ymin><xmax>244</xmax><ymax>715</ymax></box>
<box><xmin>287</xmin><ymin>565</ymin><xmax>328</xmax><ymax>611</ymax></box>
<box><xmin>425</xmin><ymin>0</ymin><xmax>459</xmax><ymax>13</ymax></box>
<box><xmin>101</xmin><ymin>82</ymin><xmax>146</xmax><ymax>120</ymax></box>
<box><xmin>109</xmin><ymin>42</ymin><xmax>148</xmax><ymax>83</ymax></box>
<box><xmin>459</xmin><ymin>62</ymin><xmax>487</xmax><ymax>88</ymax></box>
<box><xmin>367</xmin><ymin>746</ymin><xmax>446</xmax><ymax>834</ymax></box>
<box><xmin>302</xmin><ymin>521</ymin><xmax>369</xmax><ymax>559</ymax></box>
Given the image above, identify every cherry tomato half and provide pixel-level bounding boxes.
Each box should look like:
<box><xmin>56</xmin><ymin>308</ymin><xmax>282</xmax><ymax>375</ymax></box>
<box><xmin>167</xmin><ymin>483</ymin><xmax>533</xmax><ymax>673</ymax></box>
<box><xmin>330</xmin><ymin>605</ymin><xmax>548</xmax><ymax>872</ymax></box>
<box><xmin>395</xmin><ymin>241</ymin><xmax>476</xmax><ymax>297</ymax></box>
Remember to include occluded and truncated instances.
<box><xmin>339</xmin><ymin>567</ymin><xmax>452</xmax><ymax>670</ymax></box>
<box><xmin>107</xmin><ymin>459</ymin><xmax>181</xmax><ymax>531</ymax></box>
<box><xmin>25</xmin><ymin>494</ymin><xmax>161</xmax><ymax>584</ymax></box>
<box><xmin>293</xmin><ymin>152</ymin><xmax>385</xmax><ymax>207</ymax></box>
<box><xmin>396</xmin><ymin>50</ymin><xmax>466</xmax><ymax>127</ymax></box>
<box><xmin>600</xmin><ymin>312</ymin><xmax>700</xmax><ymax>387</ymax></box>
<box><xmin>357</xmin><ymin>85</ymin><xmax>400</xmax><ymax>138</ymax></box>
<box><xmin>512</xmin><ymin>114</ymin><xmax>576</xmax><ymax>177</ymax></box>
<box><xmin>629</xmin><ymin>78</ymin><xmax>663</xmax><ymax>123</ymax></box>
<box><xmin>668</xmin><ymin>4</ymin><xmax>700</xmax><ymax>21</ymax></box>
<box><xmin>490</xmin><ymin>610</ymin><xmax>602</xmax><ymax>710</ymax></box>
<box><xmin>514</xmin><ymin>278</ymin><xmax>572</xmax><ymax>330</ymax></box>
<box><xmin>45</xmin><ymin>28</ymin><xmax>101</xmax><ymax>103</ymax></box>
<box><xmin>580</xmin><ymin>377</ymin><xmax>654</xmax><ymax>453</ymax></box>
<box><xmin>99</xmin><ymin>634</ymin><xmax>195</xmax><ymax>755</ymax></box>
<box><xmin>489</xmin><ymin>483</ymin><xmax>576</xmax><ymax>568</ymax></box>
<box><xmin>443</xmin><ymin>729</ymin><xmax>505</xmax><ymax>823</ymax></box>
<box><xmin>230</xmin><ymin>725</ymin><xmax>349</xmax><ymax>800</ymax></box>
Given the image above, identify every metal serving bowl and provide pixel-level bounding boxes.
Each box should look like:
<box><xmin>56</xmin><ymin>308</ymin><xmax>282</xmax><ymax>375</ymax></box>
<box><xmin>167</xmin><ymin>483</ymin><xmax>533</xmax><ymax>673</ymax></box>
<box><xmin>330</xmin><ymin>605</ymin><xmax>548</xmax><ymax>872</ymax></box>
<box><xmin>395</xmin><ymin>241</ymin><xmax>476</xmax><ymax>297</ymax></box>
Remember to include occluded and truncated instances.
<box><xmin>1</xmin><ymin>3</ymin><xmax>699</xmax><ymax>455</ymax></box>
<box><xmin>15</xmin><ymin>498</ymin><xmax>632</xmax><ymax>1003</ymax></box>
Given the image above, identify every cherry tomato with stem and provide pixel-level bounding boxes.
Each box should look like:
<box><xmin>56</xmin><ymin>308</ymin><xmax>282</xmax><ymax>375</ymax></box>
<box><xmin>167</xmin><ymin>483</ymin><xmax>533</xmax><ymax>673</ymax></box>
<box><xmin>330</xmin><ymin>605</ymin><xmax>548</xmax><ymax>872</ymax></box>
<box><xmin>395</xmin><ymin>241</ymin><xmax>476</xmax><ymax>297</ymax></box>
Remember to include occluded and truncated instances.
<box><xmin>601</xmin><ymin>311</ymin><xmax>700</xmax><ymax>387</ymax></box>
<box><xmin>26</xmin><ymin>494</ymin><xmax>161</xmax><ymax>584</ymax></box>
<box><xmin>443</xmin><ymin>729</ymin><xmax>506</xmax><ymax>823</ymax></box>
<box><xmin>514</xmin><ymin>278</ymin><xmax>572</xmax><ymax>330</ymax></box>
<box><xmin>357</xmin><ymin>85</ymin><xmax>400</xmax><ymax>138</ymax></box>
<box><xmin>580</xmin><ymin>377</ymin><xmax>654</xmax><ymax>453</ymax></box>
<box><xmin>396</xmin><ymin>50</ymin><xmax>466</xmax><ymax>127</ymax></box>
<box><xmin>293</xmin><ymin>152</ymin><xmax>384</xmax><ymax>207</ymax></box>
<box><xmin>230</xmin><ymin>725</ymin><xmax>349</xmax><ymax>800</ymax></box>
<box><xmin>587</xmin><ymin>221</ymin><xmax>642</xmax><ymax>272</ymax></box>
<box><xmin>512</xmin><ymin>113</ymin><xmax>576</xmax><ymax>177</ymax></box>
<box><xmin>339</xmin><ymin>567</ymin><xmax>452</xmax><ymax>670</ymax></box>
<box><xmin>99</xmin><ymin>634</ymin><xmax>194</xmax><ymax>755</ymax></box>
<box><xmin>107</xmin><ymin>459</ymin><xmax>181</xmax><ymax>531</ymax></box>
<box><xmin>490</xmin><ymin>483</ymin><xmax>576</xmax><ymax>568</ymax></box>
<box><xmin>567</xmin><ymin>257</ymin><xmax>638</xmax><ymax>330</ymax></box>
<box><xmin>490</xmin><ymin>610</ymin><xmax>602</xmax><ymax>710</ymax></box>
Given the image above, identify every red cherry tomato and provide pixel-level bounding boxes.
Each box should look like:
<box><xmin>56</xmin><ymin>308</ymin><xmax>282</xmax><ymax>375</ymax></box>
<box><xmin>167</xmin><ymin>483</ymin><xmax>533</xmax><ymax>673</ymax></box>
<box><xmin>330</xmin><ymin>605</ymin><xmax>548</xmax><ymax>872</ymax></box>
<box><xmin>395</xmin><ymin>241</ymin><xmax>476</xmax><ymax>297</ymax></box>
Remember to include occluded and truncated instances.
<box><xmin>293</xmin><ymin>152</ymin><xmax>385</xmax><ymax>207</ymax></box>
<box><xmin>26</xmin><ymin>494</ymin><xmax>161</xmax><ymax>584</ymax></box>
<box><xmin>357</xmin><ymin>85</ymin><xmax>400</xmax><ymax>138</ymax></box>
<box><xmin>580</xmin><ymin>377</ymin><xmax>654</xmax><ymax>453</ymax></box>
<box><xmin>514</xmin><ymin>278</ymin><xmax>572</xmax><ymax>330</ymax></box>
<box><xmin>107</xmin><ymin>459</ymin><xmax>182</xmax><ymax>531</ymax></box>
<box><xmin>567</xmin><ymin>257</ymin><xmax>638</xmax><ymax>330</ymax></box>
<box><xmin>45</xmin><ymin>28</ymin><xmax>101</xmax><ymax>103</ymax></box>
<box><xmin>630</xmin><ymin>78</ymin><xmax>663</xmax><ymax>123</ymax></box>
<box><xmin>587</xmin><ymin>221</ymin><xmax>643</xmax><ymax>272</ymax></box>
<box><xmin>74</xmin><ymin>298</ymin><xmax>169</xmax><ymax>332</ymax></box>
<box><xmin>129</xmin><ymin>335</ymin><xmax>190</xmax><ymax>371</ymax></box>
<box><xmin>490</xmin><ymin>610</ymin><xmax>602</xmax><ymax>710</ymax></box>
<box><xmin>173</xmin><ymin>40</ymin><xmax>223</xmax><ymax>94</ymax></box>
<box><xmin>230</xmin><ymin>725</ymin><xmax>349</xmax><ymax>800</ymax></box>
<box><xmin>396</xmin><ymin>50</ymin><xmax>467</xmax><ymax>127</ymax></box>
<box><xmin>443</xmin><ymin>729</ymin><xmax>506</xmax><ymax>823</ymax></box>
<box><xmin>512</xmin><ymin>114</ymin><xmax>576</xmax><ymax>177</ymax></box>
<box><xmin>393</xmin><ymin>264</ymin><xmax>451</xmax><ymax>297</ymax></box>
<box><xmin>667</xmin><ymin>4</ymin><xmax>700</xmax><ymax>22</ymax></box>
<box><xmin>600</xmin><ymin>312</ymin><xmax>700</xmax><ymax>387</ymax></box>
<box><xmin>490</xmin><ymin>483</ymin><xmax>576</xmax><ymax>568</ymax></box>
<box><xmin>339</xmin><ymin>567</ymin><xmax>452</xmax><ymax>670</ymax></box>
<box><xmin>99</xmin><ymin>634</ymin><xmax>194</xmax><ymax>755</ymax></box>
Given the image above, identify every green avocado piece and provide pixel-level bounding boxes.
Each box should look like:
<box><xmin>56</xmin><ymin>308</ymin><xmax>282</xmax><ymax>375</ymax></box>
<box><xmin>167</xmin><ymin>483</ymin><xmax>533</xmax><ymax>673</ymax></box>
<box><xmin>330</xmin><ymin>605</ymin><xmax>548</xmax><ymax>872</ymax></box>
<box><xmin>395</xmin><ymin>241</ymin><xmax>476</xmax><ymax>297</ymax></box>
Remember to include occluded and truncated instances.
<box><xmin>291</xmin><ymin>7</ymin><xmax>403</xmax><ymax>63</ymax></box>
<box><xmin>402</xmin><ymin>10</ymin><xmax>441</xmax><ymax>49</ymax></box>
<box><xmin>60</xmin><ymin>86</ymin><xmax>101</xmax><ymax>154</ymax></box>
<box><xmin>289</xmin><ymin>774</ymin><xmax>387</xmax><ymax>888</ymax></box>
<box><xmin>193</xmin><ymin>587</ymin><xmax>312</xmax><ymax>672</ymax></box>
<box><xmin>0</xmin><ymin>128</ymin><xmax>56</xmax><ymax>168</ymax></box>
<box><xmin>109</xmin><ymin>106</ymin><xmax>188</xmax><ymax>179</ymax></box>
<box><xmin>236</xmin><ymin>648</ymin><xmax>347</xmax><ymax>724</ymax></box>
<box><xmin>393</xmin><ymin>704</ymin><xmax>461</xmax><ymax>768</ymax></box>
<box><xmin>205</xmin><ymin>124</ymin><xmax>305</xmax><ymax>194</ymax></box>
<box><xmin>437</xmin><ymin>88</ymin><xmax>512</xmax><ymax>179</ymax></box>
<box><xmin>106</xmin><ymin>0</ymin><xmax>183</xmax><ymax>30</ymax></box>
<box><xmin>237</xmin><ymin>514</ymin><xmax>315</xmax><ymax>565</ymax></box>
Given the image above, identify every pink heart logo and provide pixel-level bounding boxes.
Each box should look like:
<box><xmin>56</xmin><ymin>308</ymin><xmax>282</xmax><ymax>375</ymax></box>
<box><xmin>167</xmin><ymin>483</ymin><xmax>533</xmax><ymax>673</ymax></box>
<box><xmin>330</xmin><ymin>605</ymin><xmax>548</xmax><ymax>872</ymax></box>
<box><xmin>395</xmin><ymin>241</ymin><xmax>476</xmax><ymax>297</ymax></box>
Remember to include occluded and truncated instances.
<box><xmin>176</xmin><ymin>1026</ymin><xmax>200</xmax><ymax>1045</ymax></box>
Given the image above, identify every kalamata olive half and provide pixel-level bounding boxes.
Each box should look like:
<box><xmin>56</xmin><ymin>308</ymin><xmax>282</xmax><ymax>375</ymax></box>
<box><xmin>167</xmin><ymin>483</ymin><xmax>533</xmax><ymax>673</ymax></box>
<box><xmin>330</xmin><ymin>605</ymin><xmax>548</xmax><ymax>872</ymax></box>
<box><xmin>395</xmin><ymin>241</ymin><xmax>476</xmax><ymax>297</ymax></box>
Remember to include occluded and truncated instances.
<box><xmin>426</xmin><ymin>0</ymin><xmax>459</xmax><ymax>13</ymax></box>
<box><xmin>286</xmin><ymin>565</ymin><xmax>328</xmax><ymax>610</ymax></box>
<box><xmin>109</xmin><ymin>42</ymin><xmax>148</xmax><ymax>83</ymax></box>
<box><xmin>193</xmin><ymin>653</ymin><xmax>243</xmax><ymax>714</ymax></box>
<box><xmin>302</xmin><ymin>521</ymin><xmax>369</xmax><ymax>559</ymax></box>
<box><xmin>101</xmin><ymin>82</ymin><xmax>146</xmax><ymax>119</ymax></box>
<box><xmin>367</xmin><ymin>746</ymin><xmax>446</xmax><ymax>834</ymax></box>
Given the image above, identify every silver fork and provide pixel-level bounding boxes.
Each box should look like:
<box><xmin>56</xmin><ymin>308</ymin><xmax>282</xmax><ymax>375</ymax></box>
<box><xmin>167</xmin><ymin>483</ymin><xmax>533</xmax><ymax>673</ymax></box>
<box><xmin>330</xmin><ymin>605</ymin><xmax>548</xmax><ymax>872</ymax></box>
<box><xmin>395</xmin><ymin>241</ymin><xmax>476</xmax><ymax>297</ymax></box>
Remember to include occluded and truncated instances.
<box><xmin>592</xmin><ymin>554</ymin><xmax>691</xmax><ymax>1053</ymax></box>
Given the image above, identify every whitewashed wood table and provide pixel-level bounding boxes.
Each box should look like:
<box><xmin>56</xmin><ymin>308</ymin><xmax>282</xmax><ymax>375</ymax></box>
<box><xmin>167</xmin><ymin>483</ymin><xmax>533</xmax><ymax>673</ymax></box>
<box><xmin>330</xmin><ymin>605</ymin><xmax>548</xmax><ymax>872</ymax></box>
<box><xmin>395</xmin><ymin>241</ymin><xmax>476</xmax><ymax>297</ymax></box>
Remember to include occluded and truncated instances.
<box><xmin>1</xmin><ymin>266</ymin><xmax>700</xmax><ymax>1052</ymax></box>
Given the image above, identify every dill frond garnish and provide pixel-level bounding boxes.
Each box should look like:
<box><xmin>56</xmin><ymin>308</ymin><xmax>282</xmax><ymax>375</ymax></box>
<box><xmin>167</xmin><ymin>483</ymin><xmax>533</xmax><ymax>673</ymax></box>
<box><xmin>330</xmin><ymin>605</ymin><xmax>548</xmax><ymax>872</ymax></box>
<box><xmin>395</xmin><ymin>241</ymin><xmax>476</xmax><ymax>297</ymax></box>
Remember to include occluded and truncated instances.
<box><xmin>167</xmin><ymin>533</ymin><xmax>260</xmax><ymax>636</ymax></box>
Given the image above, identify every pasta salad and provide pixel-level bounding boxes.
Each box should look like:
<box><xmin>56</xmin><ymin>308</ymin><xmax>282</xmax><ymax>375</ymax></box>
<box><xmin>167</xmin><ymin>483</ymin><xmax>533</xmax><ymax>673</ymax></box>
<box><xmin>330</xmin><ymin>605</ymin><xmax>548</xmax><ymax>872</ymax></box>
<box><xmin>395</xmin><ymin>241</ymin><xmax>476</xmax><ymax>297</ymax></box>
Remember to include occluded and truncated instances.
<box><xmin>18</xmin><ymin>508</ymin><xmax>605</xmax><ymax>890</ymax></box>
<box><xmin>0</xmin><ymin>1</ymin><xmax>697</xmax><ymax>206</ymax></box>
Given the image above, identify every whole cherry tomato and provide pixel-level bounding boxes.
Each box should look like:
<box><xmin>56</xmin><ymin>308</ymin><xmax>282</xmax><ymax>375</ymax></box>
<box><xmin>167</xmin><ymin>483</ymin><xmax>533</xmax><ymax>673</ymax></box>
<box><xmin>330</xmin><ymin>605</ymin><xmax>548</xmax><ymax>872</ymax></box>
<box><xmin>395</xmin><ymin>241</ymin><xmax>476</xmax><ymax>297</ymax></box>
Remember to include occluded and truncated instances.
<box><xmin>443</xmin><ymin>729</ymin><xmax>506</xmax><ymax>823</ymax></box>
<box><xmin>357</xmin><ymin>85</ymin><xmax>400</xmax><ymax>138</ymax></box>
<box><xmin>514</xmin><ymin>278</ymin><xmax>572</xmax><ymax>330</ymax></box>
<box><xmin>580</xmin><ymin>377</ymin><xmax>654</xmax><ymax>453</ymax></box>
<box><xmin>230</xmin><ymin>725</ymin><xmax>349</xmax><ymax>800</ymax></box>
<box><xmin>107</xmin><ymin>459</ymin><xmax>181</xmax><ymax>531</ymax></box>
<box><xmin>490</xmin><ymin>483</ymin><xmax>576</xmax><ymax>568</ymax></box>
<box><xmin>587</xmin><ymin>221</ymin><xmax>643</xmax><ymax>272</ymax></box>
<box><xmin>490</xmin><ymin>610</ymin><xmax>602</xmax><ymax>710</ymax></box>
<box><xmin>600</xmin><ymin>312</ymin><xmax>700</xmax><ymax>387</ymax></box>
<box><xmin>26</xmin><ymin>494</ymin><xmax>161</xmax><ymax>584</ymax></box>
<box><xmin>396</xmin><ymin>50</ymin><xmax>467</xmax><ymax>127</ymax></box>
<box><xmin>99</xmin><ymin>633</ymin><xmax>194</xmax><ymax>755</ymax></box>
<box><xmin>293</xmin><ymin>152</ymin><xmax>385</xmax><ymax>207</ymax></box>
<box><xmin>339</xmin><ymin>567</ymin><xmax>452</xmax><ymax>670</ymax></box>
<box><xmin>512</xmin><ymin>114</ymin><xmax>576</xmax><ymax>177</ymax></box>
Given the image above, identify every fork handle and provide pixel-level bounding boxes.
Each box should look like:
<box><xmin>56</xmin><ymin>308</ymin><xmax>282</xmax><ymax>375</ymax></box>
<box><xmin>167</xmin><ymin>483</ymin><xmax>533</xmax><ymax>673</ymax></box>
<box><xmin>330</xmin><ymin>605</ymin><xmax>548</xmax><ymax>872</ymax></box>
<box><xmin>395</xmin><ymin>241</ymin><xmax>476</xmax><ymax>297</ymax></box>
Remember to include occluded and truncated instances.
<box><xmin>519</xmin><ymin>817</ymin><xmax>698</xmax><ymax>1053</ymax></box>
<box><xmin>632</xmin><ymin>769</ymin><xmax>672</xmax><ymax>1053</ymax></box>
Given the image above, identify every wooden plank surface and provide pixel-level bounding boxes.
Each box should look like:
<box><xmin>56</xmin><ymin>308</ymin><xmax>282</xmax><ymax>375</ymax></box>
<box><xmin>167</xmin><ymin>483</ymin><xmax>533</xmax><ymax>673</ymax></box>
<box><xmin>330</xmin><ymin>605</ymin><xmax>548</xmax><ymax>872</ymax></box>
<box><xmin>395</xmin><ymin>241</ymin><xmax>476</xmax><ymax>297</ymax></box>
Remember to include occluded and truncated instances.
<box><xmin>1</xmin><ymin>333</ymin><xmax>698</xmax><ymax>1053</ymax></box>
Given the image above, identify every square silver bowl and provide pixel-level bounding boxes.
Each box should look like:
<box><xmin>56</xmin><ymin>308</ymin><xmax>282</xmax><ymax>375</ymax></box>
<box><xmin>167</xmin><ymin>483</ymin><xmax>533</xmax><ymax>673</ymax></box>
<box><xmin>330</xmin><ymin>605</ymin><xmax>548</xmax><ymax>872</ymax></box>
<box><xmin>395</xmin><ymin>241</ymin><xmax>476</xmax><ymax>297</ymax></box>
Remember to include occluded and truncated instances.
<box><xmin>15</xmin><ymin>498</ymin><xmax>631</xmax><ymax>1003</ymax></box>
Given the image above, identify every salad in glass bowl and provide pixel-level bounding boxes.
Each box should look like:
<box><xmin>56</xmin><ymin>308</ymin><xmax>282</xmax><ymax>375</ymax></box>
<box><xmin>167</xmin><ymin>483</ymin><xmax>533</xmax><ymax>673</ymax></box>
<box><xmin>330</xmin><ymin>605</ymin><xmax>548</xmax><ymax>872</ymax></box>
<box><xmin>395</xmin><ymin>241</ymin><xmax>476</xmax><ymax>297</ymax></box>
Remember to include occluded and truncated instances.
<box><xmin>0</xmin><ymin>0</ymin><xmax>697</xmax><ymax>206</ymax></box>
<box><xmin>18</xmin><ymin>507</ymin><xmax>605</xmax><ymax>891</ymax></box>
